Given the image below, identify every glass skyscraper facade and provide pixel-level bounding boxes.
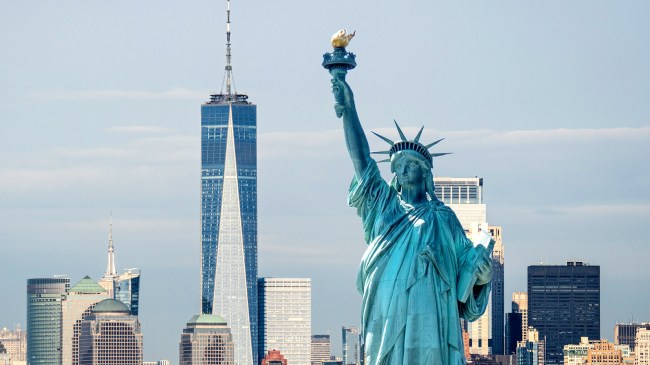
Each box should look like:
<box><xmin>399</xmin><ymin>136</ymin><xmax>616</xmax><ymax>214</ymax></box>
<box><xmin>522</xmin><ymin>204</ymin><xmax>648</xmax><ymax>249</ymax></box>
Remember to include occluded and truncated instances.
<box><xmin>342</xmin><ymin>326</ymin><xmax>362</xmax><ymax>365</ymax></box>
<box><xmin>115</xmin><ymin>269</ymin><xmax>140</xmax><ymax>316</ymax></box>
<box><xmin>201</xmin><ymin>93</ymin><xmax>257</xmax><ymax>365</ymax></box>
<box><xmin>27</xmin><ymin>277</ymin><xmax>70</xmax><ymax>365</ymax></box>
<box><xmin>528</xmin><ymin>261</ymin><xmax>600</xmax><ymax>365</ymax></box>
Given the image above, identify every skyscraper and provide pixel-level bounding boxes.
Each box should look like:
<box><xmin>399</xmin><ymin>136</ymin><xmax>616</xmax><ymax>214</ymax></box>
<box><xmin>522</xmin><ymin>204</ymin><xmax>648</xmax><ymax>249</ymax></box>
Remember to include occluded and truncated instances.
<box><xmin>200</xmin><ymin>1</ymin><xmax>258</xmax><ymax>364</ymax></box>
<box><xmin>62</xmin><ymin>276</ymin><xmax>110</xmax><ymax>365</ymax></box>
<box><xmin>434</xmin><ymin>177</ymin><xmax>505</xmax><ymax>355</ymax></box>
<box><xmin>342</xmin><ymin>327</ymin><xmax>362</xmax><ymax>365</ymax></box>
<box><xmin>115</xmin><ymin>269</ymin><xmax>141</xmax><ymax>316</ymax></box>
<box><xmin>512</xmin><ymin>292</ymin><xmax>528</xmax><ymax>342</ymax></box>
<box><xmin>311</xmin><ymin>335</ymin><xmax>331</xmax><ymax>365</ymax></box>
<box><xmin>78</xmin><ymin>299</ymin><xmax>143</xmax><ymax>365</ymax></box>
<box><xmin>528</xmin><ymin>261</ymin><xmax>600</xmax><ymax>365</ymax></box>
<box><xmin>257</xmin><ymin>278</ymin><xmax>311</xmax><ymax>365</ymax></box>
<box><xmin>27</xmin><ymin>277</ymin><xmax>70</xmax><ymax>365</ymax></box>
<box><xmin>179</xmin><ymin>314</ymin><xmax>235</xmax><ymax>365</ymax></box>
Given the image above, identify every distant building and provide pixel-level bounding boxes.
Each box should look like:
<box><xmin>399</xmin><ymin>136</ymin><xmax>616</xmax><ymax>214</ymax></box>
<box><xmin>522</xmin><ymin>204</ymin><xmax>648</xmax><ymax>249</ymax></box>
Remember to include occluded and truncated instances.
<box><xmin>587</xmin><ymin>340</ymin><xmax>624</xmax><ymax>365</ymax></box>
<box><xmin>0</xmin><ymin>326</ymin><xmax>26</xmax><ymax>362</ymax></box>
<box><xmin>258</xmin><ymin>278</ymin><xmax>311</xmax><ymax>365</ymax></box>
<box><xmin>564</xmin><ymin>337</ymin><xmax>592</xmax><ymax>365</ymax></box>
<box><xmin>62</xmin><ymin>276</ymin><xmax>110</xmax><ymax>365</ymax></box>
<box><xmin>261</xmin><ymin>350</ymin><xmax>287</xmax><ymax>365</ymax></box>
<box><xmin>78</xmin><ymin>299</ymin><xmax>143</xmax><ymax>365</ymax></box>
<box><xmin>528</xmin><ymin>262</ymin><xmax>600</xmax><ymax>365</ymax></box>
<box><xmin>615</xmin><ymin>323</ymin><xmax>650</xmax><ymax>352</ymax></box>
<box><xmin>342</xmin><ymin>327</ymin><xmax>362</xmax><ymax>365</ymax></box>
<box><xmin>516</xmin><ymin>327</ymin><xmax>545</xmax><ymax>365</ymax></box>
<box><xmin>311</xmin><ymin>335</ymin><xmax>331</xmax><ymax>365</ymax></box>
<box><xmin>512</xmin><ymin>292</ymin><xmax>528</xmax><ymax>342</ymax></box>
<box><xmin>505</xmin><ymin>312</ymin><xmax>523</xmax><ymax>355</ymax></box>
<box><xmin>637</xmin><ymin>328</ymin><xmax>650</xmax><ymax>365</ymax></box>
<box><xmin>143</xmin><ymin>362</ymin><xmax>170</xmax><ymax>365</ymax></box>
<box><xmin>27</xmin><ymin>277</ymin><xmax>70</xmax><ymax>365</ymax></box>
<box><xmin>115</xmin><ymin>269</ymin><xmax>141</xmax><ymax>316</ymax></box>
<box><xmin>490</xmin><ymin>225</ymin><xmax>505</xmax><ymax>355</ymax></box>
<box><xmin>179</xmin><ymin>314</ymin><xmax>234</xmax><ymax>365</ymax></box>
<box><xmin>564</xmin><ymin>337</ymin><xmax>631</xmax><ymax>365</ymax></box>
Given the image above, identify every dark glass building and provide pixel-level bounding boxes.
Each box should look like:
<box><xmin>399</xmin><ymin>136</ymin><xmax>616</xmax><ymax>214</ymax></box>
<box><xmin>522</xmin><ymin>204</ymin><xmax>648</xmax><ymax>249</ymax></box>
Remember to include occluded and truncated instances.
<box><xmin>505</xmin><ymin>312</ymin><xmax>523</xmax><ymax>355</ymax></box>
<box><xmin>528</xmin><ymin>261</ymin><xmax>600</xmax><ymax>365</ymax></box>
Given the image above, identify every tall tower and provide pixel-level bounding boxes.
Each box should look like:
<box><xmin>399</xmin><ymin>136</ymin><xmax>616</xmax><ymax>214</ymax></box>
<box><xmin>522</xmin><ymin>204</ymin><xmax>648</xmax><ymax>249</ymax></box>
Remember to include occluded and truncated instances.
<box><xmin>200</xmin><ymin>1</ymin><xmax>258</xmax><ymax>364</ymax></box>
<box><xmin>528</xmin><ymin>261</ymin><xmax>600</xmax><ymax>365</ymax></box>
<box><xmin>27</xmin><ymin>277</ymin><xmax>70</xmax><ymax>365</ymax></box>
<box><xmin>98</xmin><ymin>218</ymin><xmax>117</xmax><ymax>298</ymax></box>
<box><xmin>257</xmin><ymin>278</ymin><xmax>311</xmax><ymax>365</ymax></box>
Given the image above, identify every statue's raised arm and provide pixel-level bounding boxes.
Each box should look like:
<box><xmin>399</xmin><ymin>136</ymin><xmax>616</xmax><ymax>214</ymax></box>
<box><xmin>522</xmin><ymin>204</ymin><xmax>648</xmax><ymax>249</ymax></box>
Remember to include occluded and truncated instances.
<box><xmin>330</xmin><ymin>71</ymin><xmax>371</xmax><ymax>178</ymax></box>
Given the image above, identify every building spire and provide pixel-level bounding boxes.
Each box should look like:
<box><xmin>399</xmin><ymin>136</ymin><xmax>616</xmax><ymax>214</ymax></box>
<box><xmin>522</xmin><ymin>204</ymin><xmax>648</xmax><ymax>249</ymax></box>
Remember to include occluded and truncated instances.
<box><xmin>105</xmin><ymin>214</ymin><xmax>116</xmax><ymax>277</ymax></box>
<box><xmin>222</xmin><ymin>0</ymin><xmax>236</xmax><ymax>97</ymax></box>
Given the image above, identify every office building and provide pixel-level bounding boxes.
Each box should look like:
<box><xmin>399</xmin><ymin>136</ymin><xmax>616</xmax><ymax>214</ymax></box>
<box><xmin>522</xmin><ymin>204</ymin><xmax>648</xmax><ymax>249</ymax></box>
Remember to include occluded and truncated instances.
<box><xmin>637</xmin><ymin>328</ymin><xmax>650</xmax><ymax>365</ymax></box>
<box><xmin>311</xmin><ymin>335</ymin><xmax>331</xmax><ymax>365</ymax></box>
<box><xmin>435</xmin><ymin>177</ymin><xmax>504</xmax><ymax>355</ymax></box>
<box><xmin>0</xmin><ymin>326</ymin><xmax>26</xmax><ymax>362</ymax></box>
<box><xmin>143</xmin><ymin>362</ymin><xmax>170</xmax><ymax>365</ymax></box>
<box><xmin>78</xmin><ymin>299</ymin><xmax>142</xmax><ymax>365</ymax></box>
<box><xmin>516</xmin><ymin>328</ymin><xmax>545</xmax><ymax>365</ymax></box>
<box><xmin>200</xmin><ymin>2</ymin><xmax>258</xmax><ymax>364</ymax></box>
<box><xmin>258</xmin><ymin>278</ymin><xmax>311</xmax><ymax>365</ymax></box>
<box><xmin>115</xmin><ymin>269</ymin><xmax>141</xmax><ymax>316</ymax></box>
<box><xmin>490</xmin><ymin>225</ymin><xmax>505</xmax><ymax>355</ymax></box>
<box><xmin>512</xmin><ymin>292</ymin><xmax>528</xmax><ymax>342</ymax></box>
<box><xmin>62</xmin><ymin>276</ymin><xmax>110</xmax><ymax>365</ymax></box>
<box><xmin>564</xmin><ymin>337</ymin><xmax>591</xmax><ymax>365</ymax></box>
<box><xmin>27</xmin><ymin>277</ymin><xmax>70</xmax><ymax>365</ymax></box>
<box><xmin>342</xmin><ymin>327</ymin><xmax>362</xmax><ymax>365</ymax></box>
<box><xmin>506</xmin><ymin>312</ymin><xmax>523</xmax><ymax>355</ymax></box>
<box><xmin>528</xmin><ymin>261</ymin><xmax>600</xmax><ymax>365</ymax></box>
<box><xmin>615</xmin><ymin>323</ymin><xmax>650</xmax><ymax>352</ymax></box>
<box><xmin>179</xmin><ymin>314</ymin><xmax>234</xmax><ymax>365</ymax></box>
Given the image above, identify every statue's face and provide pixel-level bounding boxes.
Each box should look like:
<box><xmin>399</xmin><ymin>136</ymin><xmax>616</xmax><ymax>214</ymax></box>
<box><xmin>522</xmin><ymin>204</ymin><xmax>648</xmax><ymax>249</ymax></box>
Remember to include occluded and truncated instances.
<box><xmin>394</xmin><ymin>155</ymin><xmax>425</xmax><ymax>189</ymax></box>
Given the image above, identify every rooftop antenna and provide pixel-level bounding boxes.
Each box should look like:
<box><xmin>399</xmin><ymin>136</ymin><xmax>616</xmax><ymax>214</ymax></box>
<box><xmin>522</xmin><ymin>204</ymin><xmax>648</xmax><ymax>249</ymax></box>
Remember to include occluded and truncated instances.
<box><xmin>105</xmin><ymin>213</ymin><xmax>116</xmax><ymax>278</ymax></box>
<box><xmin>220</xmin><ymin>0</ymin><xmax>237</xmax><ymax>98</ymax></box>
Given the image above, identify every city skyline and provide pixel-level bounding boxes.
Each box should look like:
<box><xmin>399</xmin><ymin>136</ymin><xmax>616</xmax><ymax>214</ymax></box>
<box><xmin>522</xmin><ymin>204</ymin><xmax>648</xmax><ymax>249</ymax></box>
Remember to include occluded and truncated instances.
<box><xmin>1</xmin><ymin>1</ymin><xmax>650</xmax><ymax>363</ymax></box>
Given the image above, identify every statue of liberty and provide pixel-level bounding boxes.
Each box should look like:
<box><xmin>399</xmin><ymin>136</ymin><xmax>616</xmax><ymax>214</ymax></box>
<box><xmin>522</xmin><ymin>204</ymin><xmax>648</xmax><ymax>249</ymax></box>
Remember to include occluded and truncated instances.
<box><xmin>323</xmin><ymin>31</ymin><xmax>493</xmax><ymax>364</ymax></box>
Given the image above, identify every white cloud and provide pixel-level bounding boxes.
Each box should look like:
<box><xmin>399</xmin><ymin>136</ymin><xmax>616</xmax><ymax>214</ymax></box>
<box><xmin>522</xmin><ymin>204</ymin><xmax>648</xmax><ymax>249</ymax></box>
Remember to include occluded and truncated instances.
<box><xmin>30</xmin><ymin>87</ymin><xmax>206</xmax><ymax>101</ymax></box>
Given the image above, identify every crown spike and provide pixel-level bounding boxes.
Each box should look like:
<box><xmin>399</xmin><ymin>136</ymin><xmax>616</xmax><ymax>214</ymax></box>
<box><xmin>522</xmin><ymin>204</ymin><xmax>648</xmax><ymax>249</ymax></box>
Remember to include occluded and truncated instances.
<box><xmin>431</xmin><ymin>152</ymin><xmax>451</xmax><ymax>157</ymax></box>
<box><xmin>371</xmin><ymin>131</ymin><xmax>394</xmax><ymax>145</ymax></box>
<box><xmin>371</xmin><ymin>151</ymin><xmax>391</xmax><ymax>155</ymax></box>
<box><xmin>425</xmin><ymin>138</ymin><xmax>445</xmax><ymax>149</ymax></box>
<box><xmin>414</xmin><ymin>126</ymin><xmax>425</xmax><ymax>143</ymax></box>
<box><xmin>377</xmin><ymin>158</ymin><xmax>391</xmax><ymax>163</ymax></box>
<box><xmin>393</xmin><ymin>120</ymin><xmax>407</xmax><ymax>141</ymax></box>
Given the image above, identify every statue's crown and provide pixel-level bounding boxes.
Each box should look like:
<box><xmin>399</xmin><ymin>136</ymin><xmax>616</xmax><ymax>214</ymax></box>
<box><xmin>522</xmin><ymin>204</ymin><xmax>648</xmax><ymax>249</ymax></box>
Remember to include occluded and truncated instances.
<box><xmin>371</xmin><ymin>121</ymin><xmax>450</xmax><ymax>168</ymax></box>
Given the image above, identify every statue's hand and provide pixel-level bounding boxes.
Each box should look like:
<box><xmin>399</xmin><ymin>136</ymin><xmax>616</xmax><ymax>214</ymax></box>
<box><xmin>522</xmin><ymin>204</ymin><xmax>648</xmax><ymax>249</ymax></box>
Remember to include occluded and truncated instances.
<box><xmin>474</xmin><ymin>246</ymin><xmax>493</xmax><ymax>286</ymax></box>
<box><xmin>330</xmin><ymin>71</ymin><xmax>355</xmax><ymax>118</ymax></box>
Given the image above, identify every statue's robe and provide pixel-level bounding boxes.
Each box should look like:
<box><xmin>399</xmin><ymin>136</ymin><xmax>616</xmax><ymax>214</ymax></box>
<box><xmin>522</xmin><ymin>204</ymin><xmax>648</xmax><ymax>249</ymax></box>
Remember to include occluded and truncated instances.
<box><xmin>349</xmin><ymin>162</ymin><xmax>491</xmax><ymax>365</ymax></box>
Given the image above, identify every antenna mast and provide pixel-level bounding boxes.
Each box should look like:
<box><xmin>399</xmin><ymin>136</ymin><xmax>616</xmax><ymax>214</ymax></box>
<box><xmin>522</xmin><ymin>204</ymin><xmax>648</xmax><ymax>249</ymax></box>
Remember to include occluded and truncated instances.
<box><xmin>224</xmin><ymin>0</ymin><xmax>236</xmax><ymax>96</ymax></box>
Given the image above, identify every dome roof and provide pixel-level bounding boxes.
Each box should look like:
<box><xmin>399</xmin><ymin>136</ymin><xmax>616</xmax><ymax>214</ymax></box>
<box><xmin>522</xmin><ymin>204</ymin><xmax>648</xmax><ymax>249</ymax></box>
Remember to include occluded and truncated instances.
<box><xmin>92</xmin><ymin>299</ymin><xmax>130</xmax><ymax>314</ymax></box>
<box><xmin>186</xmin><ymin>314</ymin><xmax>227</xmax><ymax>326</ymax></box>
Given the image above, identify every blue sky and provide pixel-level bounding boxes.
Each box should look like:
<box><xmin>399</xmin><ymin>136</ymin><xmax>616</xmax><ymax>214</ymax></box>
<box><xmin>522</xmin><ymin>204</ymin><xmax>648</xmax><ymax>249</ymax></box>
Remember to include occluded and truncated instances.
<box><xmin>1</xmin><ymin>1</ymin><xmax>649</xmax><ymax>362</ymax></box>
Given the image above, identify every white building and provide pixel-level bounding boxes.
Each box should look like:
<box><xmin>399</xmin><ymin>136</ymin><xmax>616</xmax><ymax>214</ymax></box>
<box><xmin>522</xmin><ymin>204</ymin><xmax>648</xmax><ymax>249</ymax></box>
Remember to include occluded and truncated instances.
<box><xmin>0</xmin><ymin>326</ymin><xmax>26</xmax><ymax>362</ymax></box>
<box><xmin>637</xmin><ymin>328</ymin><xmax>650</xmax><ymax>365</ymax></box>
<box><xmin>311</xmin><ymin>335</ymin><xmax>331</xmax><ymax>365</ymax></box>
<box><xmin>258</xmin><ymin>278</ymin><xmax>311</xmax><ymax>365</ymax></box>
